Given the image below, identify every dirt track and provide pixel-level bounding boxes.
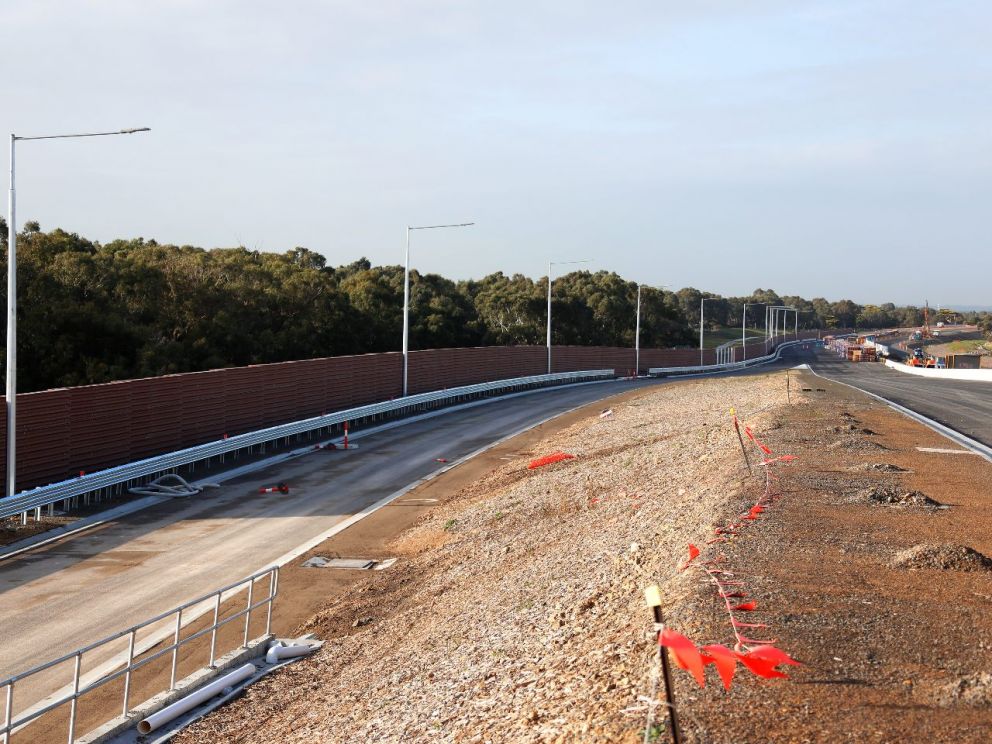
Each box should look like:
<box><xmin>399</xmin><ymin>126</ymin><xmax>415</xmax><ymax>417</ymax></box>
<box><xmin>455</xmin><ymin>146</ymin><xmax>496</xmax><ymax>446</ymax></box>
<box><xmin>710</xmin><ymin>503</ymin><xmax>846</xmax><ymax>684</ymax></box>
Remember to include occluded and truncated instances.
<box><xmin>175</xmin><ymin>369</ymin><xmax>992</xmax><ymax>743</ymax></box>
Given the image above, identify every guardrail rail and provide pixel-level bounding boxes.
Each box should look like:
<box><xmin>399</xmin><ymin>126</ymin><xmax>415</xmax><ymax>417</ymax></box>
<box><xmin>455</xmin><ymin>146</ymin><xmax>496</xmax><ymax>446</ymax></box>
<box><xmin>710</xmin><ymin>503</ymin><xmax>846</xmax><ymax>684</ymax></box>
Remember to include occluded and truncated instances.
<box><xmin>648</xmin><ymin>338</ymin><xmax>813</xmax><ymax>377</ymax></box>
<box><xmin>0</xmin><ymin>369</ymin><xmax>614</xmax><ymax>523</ymax></box>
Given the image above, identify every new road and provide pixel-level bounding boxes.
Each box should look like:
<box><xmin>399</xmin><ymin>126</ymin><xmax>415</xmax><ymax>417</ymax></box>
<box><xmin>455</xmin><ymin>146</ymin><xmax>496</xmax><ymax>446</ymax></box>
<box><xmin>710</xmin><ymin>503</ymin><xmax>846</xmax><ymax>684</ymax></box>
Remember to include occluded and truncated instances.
<box><xmin>3</xmin><ymin>347</ymin><xmax>988</xmax><ymax>727</ymax></box>
<box><xmin>1</xmin><ymin>377</ymin><xmax>669</xmax><ymax>717</ymax></box>
<box><xmin>784</xmin><ymin>345</ymin><xmax>992</xmax><ymax>448</ymax></box>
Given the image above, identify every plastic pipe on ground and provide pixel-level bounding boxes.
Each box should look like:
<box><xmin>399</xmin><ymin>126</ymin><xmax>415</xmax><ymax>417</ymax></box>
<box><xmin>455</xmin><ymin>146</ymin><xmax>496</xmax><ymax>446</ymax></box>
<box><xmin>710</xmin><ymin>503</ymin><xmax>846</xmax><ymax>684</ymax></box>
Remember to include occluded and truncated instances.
<box><xmin>137</xmin><ymin>663</ymin><xmax>256</xmax><ymax>734</ymax></box>
<box><xmin>265</xmin><ymin>642</ymin><xmax>315</xmax><ymax>664</ymax></box>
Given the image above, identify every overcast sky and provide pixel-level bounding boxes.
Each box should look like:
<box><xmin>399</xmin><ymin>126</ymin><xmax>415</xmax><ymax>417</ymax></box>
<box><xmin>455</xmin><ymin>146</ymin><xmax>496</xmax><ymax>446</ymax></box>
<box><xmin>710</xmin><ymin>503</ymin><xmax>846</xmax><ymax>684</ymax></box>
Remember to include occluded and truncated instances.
<box><xmin>2</xmin><ymin>1</ymin><xmax>989</xmax><ymax>306</ymax></box>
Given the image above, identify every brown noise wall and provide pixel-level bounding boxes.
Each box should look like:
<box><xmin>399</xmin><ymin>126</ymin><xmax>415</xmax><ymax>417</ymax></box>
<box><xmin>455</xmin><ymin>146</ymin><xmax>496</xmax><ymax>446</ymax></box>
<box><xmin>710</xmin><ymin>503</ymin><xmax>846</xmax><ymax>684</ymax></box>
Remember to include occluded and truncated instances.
<box><xmin>0</xmin><ymin>336</ymin><xmax>821</xmax><ymax>493</ymax></box>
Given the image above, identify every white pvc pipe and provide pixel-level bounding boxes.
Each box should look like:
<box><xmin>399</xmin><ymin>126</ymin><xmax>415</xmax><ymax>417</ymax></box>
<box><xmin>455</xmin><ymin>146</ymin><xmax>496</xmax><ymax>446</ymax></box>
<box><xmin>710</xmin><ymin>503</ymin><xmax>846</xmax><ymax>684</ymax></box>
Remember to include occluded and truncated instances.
<box><xmin>265</xmin><ymin>642</ymin><xmax>314</xmax><ymax>664</ymax></box>
<box><xmin>137</xmin><ymin>663</ymin><xmax>256</xmax><ymax>734</ymax></box>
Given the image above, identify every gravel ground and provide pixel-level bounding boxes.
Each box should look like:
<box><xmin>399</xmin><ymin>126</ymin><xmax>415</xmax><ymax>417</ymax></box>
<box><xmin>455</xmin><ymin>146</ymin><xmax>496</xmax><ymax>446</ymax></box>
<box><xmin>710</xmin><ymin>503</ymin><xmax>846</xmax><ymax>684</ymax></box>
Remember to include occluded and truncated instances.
<box><xmin>175</xmin><ymin>369</ymin><xmax>992</xmax><ymax>743</ymax></box>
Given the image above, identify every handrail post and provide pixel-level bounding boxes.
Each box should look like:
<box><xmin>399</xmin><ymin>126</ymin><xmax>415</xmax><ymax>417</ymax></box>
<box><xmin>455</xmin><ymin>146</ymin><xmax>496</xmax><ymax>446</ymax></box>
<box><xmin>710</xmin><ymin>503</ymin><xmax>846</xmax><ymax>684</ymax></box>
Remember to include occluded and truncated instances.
<box><xmin>122</xmin><ymin>629</ymin><xmax>136</xmax><ymax>716</ymax></box>
<box><xmin>209</xmin><ymin>592</ymin><xmax>221</xmax><ymax>668</ymax></box>
<box><xmin>169</xmin><ymin>609</ymin><xmax>183</xmax><ymax>690</ymax></box>
<box><xmin>243</xmin><ymin>579</ymin><xmax>255</xmax><ymax>648</ymax></box>
<box><xmin>264</xmin><ymin>569</ymin><xmax>276</xmax><ymax>636</ymax></box>
<box><xmin>68</xmin><ymin>652</ymin><xmax>82</xmax><ymax>744</ymax></box>
<box><xmin>3</xmin><ymin>682</ymin><xmax>13</xmax><ymax>744</ymax></box>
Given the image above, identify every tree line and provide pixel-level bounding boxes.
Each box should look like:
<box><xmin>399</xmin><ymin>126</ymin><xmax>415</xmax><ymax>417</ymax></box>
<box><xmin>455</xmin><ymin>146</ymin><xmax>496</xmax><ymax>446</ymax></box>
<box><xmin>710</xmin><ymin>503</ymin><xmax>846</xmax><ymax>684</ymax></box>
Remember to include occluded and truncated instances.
<box><xmin>0</xmin><ymin>222</ymin><xmax>988</xmax><ymax>393</ymax></box>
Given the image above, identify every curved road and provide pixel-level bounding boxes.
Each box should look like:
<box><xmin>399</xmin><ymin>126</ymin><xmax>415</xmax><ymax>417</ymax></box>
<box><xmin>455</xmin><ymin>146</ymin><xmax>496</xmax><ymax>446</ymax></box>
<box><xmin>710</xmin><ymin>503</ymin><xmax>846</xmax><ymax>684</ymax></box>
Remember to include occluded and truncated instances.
<box><xmin>2</xmin><ymin>377</ymin><xmax>671</xmax><ymax>716</ymax></box>
<box><xmin>783</xmin><ymin>345</ymin><xmax>992</xmax><ymax>448</ymax></box>
<box><xmin>6</xmin><ymin>345</ymin><xmax>986</xmax><ymax>724</ymax></box>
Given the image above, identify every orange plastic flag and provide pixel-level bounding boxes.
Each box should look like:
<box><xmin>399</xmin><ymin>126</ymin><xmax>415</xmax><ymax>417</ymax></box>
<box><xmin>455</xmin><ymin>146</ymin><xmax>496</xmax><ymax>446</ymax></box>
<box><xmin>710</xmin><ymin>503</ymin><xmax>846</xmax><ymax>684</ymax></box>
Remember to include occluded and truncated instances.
<box><xmin>747</xmin><ymin>645</ymin><xmax>800</xmax><ymax>667</ymax></box>
<box><xmin>660</xmin><ymin>628</ymin><xmax>707</xmax><ymax>688</ymax></box>
<box><xmin>732</xmin><ymin>601</ymin><xmax>757</xmax><ymax>611</ymax></box>
<box><xmin>679</xmin><ymin>544</ymin><xmax>701</xmax><ymax>570</ymax></box>
<box><xmin>701</xmin><ymin>644</ymin><xmax>738</xmax><ymax>690</ymax></box>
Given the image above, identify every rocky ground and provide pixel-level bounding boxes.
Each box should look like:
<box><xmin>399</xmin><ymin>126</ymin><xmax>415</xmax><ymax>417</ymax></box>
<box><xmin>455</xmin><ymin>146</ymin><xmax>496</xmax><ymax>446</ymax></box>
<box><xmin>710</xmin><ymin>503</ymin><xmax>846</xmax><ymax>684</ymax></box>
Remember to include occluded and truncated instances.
<box><xmin>175</xmin><ymin>368</ymin><xmax>992</xmax><ymax>743</ymax></box>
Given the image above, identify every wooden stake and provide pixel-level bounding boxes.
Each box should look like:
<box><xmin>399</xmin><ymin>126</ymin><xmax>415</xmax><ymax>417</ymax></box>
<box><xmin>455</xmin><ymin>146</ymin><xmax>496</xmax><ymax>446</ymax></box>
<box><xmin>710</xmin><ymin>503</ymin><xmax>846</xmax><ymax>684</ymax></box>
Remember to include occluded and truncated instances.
<box><xmin>730</xmin><ymin>408</ymin><xmax>752</xmax><ymax>475</ymax></box>
<box><xmin>644</xmin><ymin>585</ymin><xmax>683</xmax><ymax>744</ymax></box>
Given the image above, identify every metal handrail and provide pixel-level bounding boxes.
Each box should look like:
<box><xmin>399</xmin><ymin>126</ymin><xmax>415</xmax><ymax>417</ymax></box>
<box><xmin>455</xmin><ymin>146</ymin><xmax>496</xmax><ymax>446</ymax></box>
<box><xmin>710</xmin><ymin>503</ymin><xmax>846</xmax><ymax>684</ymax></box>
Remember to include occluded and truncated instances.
<box><xmin>0</xmin><ymin>369</ymin><xmax>614</xmax><ymax>521</ymax></box>
<box><xmin>0</xmin><ymin>566</ymin><xmax>279</xmax><ymax>744</ymax></box>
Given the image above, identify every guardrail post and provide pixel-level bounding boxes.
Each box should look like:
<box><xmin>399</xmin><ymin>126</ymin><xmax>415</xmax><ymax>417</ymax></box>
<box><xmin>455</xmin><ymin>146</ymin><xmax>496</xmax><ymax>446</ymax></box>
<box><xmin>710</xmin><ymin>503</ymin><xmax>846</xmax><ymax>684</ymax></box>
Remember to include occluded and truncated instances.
<box><xmin>3</xmin><ymin>682</ymin><xmax>13</xmax><ymax>744</ymax></box>
<box><xmin>209</xmin><ymin>593</ymin><xmax>221</xmax><ymax>667</ymax></box>
<box><xmin>68</xmin><ymin>651</ymin><xmax>82</xmax><ymax>744</ymax></box>
<box><xmin>170</xmin><ymin>609</ymin><xmax>183</xmax><ymax>690</ymax></box>
<box><xmin>122</xmin><ymin>629</ymin><xmax>136</xmax><ymax>716</ymax></box>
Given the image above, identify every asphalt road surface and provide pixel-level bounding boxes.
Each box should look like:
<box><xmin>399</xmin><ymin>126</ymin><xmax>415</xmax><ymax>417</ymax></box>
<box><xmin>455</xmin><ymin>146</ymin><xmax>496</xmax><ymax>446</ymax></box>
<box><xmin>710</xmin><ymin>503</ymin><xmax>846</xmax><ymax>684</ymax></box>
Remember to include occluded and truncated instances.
<box><xmin>783</xmin><ymin>345</ymin><xmax>992</xmax><ymax>448</ymax></box>
<box><xmin>1</xmin><ymin>377</ymin><xmax>674</xmax><ymax>716</ymax></box>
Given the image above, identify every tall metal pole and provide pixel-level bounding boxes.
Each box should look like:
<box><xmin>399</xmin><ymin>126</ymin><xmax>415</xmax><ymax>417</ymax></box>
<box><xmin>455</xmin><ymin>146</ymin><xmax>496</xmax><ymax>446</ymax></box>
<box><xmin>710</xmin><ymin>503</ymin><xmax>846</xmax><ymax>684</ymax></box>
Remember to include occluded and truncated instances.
<box><xmin>546</xmin><ymin>260</ymin><xmax>552</xmax><ymax>374</ymax></box>
<box><xmin>6</xmin><ymin>134</ymin><xmax>17</xmax><ymax>500</ymax></box>
<box><xmin>742</xmin><ymin>303</ymin><xmax>748</xmax><ymax>361</ymax></box>
<box><xmin>635</xmin><ymin>284</ymin><xmax>641</xmax><ymax>376</ymax></box>
<box><xmin>4</xmin><ymin>128</ymin><xmax>149</xmax><ymax>500</ymax></box>
<box><xmin>699</xmin><ymin>298</ymin><xmax>704</xmax><ymax>366</ymax></box>
<box><xmin>402</xmin><ymin>226</ymin><xmax>411</xmax><ymax>397</ymax></box>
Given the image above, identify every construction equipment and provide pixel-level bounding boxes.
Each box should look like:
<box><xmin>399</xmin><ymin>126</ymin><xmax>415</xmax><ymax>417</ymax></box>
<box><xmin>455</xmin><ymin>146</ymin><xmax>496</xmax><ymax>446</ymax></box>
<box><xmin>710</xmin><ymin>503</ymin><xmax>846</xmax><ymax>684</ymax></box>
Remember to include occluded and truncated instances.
<box><xmin>907</xmin><ymin>347</ymin><xmax>936</xmax><ymax>368</ymax></box>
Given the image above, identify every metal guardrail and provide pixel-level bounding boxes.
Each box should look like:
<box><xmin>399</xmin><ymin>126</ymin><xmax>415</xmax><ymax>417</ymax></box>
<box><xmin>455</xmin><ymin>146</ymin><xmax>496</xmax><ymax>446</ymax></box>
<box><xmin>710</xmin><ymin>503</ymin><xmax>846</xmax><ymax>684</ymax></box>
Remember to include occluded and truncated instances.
<box><xmin>0</xmin><ymin>369</ymin><xmax>614</xmax><ymax>522</ymax></box>
<box><xmin>648</xmin><ymin>339</ymin><xmax>810</xmax><ymax>377</ymax></box>
<box><xmin>1</xmin><ymin>566</ymin><xmax>279</xmax><ymax>744</ymax></box>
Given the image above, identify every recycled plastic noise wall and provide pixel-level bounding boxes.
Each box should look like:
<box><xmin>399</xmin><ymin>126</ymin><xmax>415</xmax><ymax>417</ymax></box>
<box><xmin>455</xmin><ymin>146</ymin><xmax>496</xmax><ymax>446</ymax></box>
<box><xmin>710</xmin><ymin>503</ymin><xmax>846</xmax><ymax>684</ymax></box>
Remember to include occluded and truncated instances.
<box><xmin>0</xmin><ymin>336</ymin><xmax>820</xmax><ymax>493</ymax></box>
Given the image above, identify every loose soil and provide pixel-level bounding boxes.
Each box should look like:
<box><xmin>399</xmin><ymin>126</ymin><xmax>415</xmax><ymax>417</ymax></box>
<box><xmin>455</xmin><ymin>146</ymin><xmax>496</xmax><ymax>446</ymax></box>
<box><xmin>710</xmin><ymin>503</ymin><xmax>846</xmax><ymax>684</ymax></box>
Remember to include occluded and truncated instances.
<box><xmin>170</xmin><ymin>368</ymin><xmax>992</xmax><ymax>743</ymax></box>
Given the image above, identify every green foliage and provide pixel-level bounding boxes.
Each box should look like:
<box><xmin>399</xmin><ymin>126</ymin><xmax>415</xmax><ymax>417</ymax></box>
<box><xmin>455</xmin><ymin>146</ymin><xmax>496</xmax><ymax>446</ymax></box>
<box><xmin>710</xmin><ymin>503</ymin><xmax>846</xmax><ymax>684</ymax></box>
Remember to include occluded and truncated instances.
<box><xmin>2</xmin><ymin>225</ymin><xmax>985</xmax><ymax>392</ymax></box>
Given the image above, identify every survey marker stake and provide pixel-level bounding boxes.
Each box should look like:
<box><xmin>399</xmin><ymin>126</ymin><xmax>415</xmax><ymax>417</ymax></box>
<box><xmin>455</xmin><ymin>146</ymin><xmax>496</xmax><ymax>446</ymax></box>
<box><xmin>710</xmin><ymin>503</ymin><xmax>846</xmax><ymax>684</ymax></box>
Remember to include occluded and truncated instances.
<box><xmin>644</xmin><ymin>585</ymin><xmax>683</xmax><ymax>744</ymax></box>
<box><xmin>259</xmin><ymin>483</ymin><xmax>290</xmax><ymax>494</ymax></box>
<box><xmin>730</xmin><ymin>408</ymin><xmax>752</xmax><ymax>476</ymax></box>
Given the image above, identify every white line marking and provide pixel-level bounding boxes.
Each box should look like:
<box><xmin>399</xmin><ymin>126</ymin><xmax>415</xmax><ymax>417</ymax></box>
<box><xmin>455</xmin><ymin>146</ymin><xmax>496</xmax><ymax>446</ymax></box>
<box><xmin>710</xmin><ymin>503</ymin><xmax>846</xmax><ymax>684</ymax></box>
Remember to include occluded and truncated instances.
<box><xmin>915</xmin><ymin>447</ymin><xmax>978</xmax><ymax>455</ymax></box>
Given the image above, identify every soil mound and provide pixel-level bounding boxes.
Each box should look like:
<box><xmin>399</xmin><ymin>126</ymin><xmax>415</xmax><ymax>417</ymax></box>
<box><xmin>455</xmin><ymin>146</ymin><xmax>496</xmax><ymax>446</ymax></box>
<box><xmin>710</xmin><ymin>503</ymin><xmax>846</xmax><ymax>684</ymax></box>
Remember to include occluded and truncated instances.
<box><xmin>830</xmin><ymin>438</ymin><xmax>887</xmax><ymax>452</ymax></box>
<box><xmin>890</xmin><ymin>543</ymin><xmax>992</xmax><ymax>571</ymax></box>
<box><xmin>855</xmin><ymin>463</ymin><xmax>909</xmax><ymax>473</ymax></box>
<box><xmin>862</xmin><ymin>487</ymin><xmax>942</xmax><ymax>507</ymax></box>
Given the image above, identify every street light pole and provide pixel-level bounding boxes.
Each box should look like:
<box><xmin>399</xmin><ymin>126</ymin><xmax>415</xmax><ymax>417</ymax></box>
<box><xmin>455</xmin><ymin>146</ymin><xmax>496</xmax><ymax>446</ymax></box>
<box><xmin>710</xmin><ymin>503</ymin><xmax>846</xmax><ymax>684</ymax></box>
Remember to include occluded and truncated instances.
<box><xmin>403</xmin><ymin>222</ymin><xmax>474</xmax><ymax>397</ymax></box>
<box><xmin>699</xmin><ymin>297</ymin><xmax>718</xmax><ymax>366</ymax></box>
<box><xmin>742</xmin><ymin>303</ymin><xmax>751</xmax><ymax>361</ymax></box>
<box><xmin>6</xmin><ymin>135</ymin><xmax>16</xmax><ymax>503</ymax></box>
<box><xmin>635</xmin><ymin>284</ymin><xmax>640</xmax><ymax>376</ymax></box>
<box><xmin>5</xmin><ymin>127</ymin><xmax>149</xmax><ymax>501</ymax></box>
<box><xmin>546</xmin><ymin>259</ymin><xmax>591</xmax><ymax>374</ymax></box>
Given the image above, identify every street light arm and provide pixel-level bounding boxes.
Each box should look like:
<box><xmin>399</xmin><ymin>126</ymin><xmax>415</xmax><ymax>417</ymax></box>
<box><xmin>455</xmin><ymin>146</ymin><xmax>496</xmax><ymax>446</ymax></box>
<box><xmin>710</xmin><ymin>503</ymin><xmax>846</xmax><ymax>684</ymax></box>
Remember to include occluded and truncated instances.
<box><xmin>402</xmin><ymin>221</ymin><xmax>475</xmax><ymax>396</ymax></box>
<box><xmin>13</xmin><ymin>128</ymin><xmax>151</xmax><ymax>142</ymax></box>
<box><xmin>408</xmin><ymin>222</ymin><xmax>475</xmax><ymax>231</ymax></box>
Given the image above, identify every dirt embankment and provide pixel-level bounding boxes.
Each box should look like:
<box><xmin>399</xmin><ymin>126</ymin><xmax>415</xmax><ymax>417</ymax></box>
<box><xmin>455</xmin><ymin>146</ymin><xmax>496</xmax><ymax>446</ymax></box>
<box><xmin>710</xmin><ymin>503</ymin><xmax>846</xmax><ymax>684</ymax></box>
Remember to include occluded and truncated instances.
<box><xmin>176</xmin><ymin>370</ymin><xmax>992</xmax><ymax>743</ymax></box>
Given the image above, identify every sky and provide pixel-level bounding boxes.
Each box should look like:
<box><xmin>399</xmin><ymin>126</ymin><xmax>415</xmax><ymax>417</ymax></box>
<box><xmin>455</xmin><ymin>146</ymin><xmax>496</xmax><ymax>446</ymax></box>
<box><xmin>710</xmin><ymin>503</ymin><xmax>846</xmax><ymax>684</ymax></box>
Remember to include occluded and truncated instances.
<box><xmin>1</xmin><ymin>0</ymin><xmax>989</xmax><ymax>306</ymax></box>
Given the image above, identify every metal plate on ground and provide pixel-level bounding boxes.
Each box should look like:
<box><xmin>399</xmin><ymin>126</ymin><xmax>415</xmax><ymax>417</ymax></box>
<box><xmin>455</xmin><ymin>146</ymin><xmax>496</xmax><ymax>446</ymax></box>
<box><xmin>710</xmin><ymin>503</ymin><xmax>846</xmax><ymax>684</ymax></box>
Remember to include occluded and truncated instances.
<box><xmin>302</xmin><ymin>557</ymin><xmax>377</xmax><ymax>570</ymax></box>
